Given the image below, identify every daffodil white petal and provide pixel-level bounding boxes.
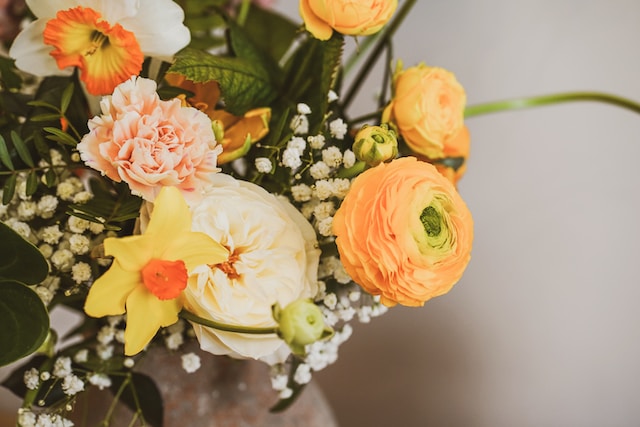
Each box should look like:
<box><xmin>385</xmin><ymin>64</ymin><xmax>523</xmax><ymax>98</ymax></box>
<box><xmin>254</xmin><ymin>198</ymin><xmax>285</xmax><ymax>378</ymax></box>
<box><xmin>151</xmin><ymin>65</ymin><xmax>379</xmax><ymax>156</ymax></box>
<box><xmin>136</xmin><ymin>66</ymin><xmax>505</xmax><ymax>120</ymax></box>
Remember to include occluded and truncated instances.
<box><xmin>9</xmin><ymin>20</ymin><xmax>70</xmax><ymax>77</ymax></box>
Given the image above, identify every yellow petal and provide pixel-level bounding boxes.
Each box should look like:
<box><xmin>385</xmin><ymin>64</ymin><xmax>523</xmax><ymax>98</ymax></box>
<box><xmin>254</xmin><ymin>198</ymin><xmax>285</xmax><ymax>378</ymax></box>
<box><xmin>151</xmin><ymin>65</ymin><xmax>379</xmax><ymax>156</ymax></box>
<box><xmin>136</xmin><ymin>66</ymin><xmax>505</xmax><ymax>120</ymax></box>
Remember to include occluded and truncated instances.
<box><xmin>300</xmin><ymin>0</ymin><xmax>333</xmax><ymax>40</ymax></box>
<box><xmin>145</xmin><ymin>186</ymin><xmax>192</xmax><ymax>236</ymax></box>
<box><xmin>163</xmin><ymin>232</ymin><xmax>228</xmax><ymax>271</ymax></box>
<box><xmin>104</xmin><ymin>234</ymin><xmax>154</xmax><ymax>271</ymax></box>
<box><xmin>123</xmin><ymin>286</ymin><xmax>181</xmax><ymax>355</ymax></box>
<box><xmin>84</xmin><ymin>260</ymin><xmax>140</xmax><ymax>317</ymax></box>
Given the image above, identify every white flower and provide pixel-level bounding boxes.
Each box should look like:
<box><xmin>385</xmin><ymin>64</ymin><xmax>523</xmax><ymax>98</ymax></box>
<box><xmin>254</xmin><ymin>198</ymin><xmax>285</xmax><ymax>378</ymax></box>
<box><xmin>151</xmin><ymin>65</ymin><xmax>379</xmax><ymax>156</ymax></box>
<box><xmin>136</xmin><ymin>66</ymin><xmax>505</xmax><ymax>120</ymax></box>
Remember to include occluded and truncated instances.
<box><xmin>165</xmin><ymin>332</ymin><xmax>184</xmax><ymax>350</ymax></box>
<box><xmin>67</xmin><ymin>217</ymin><xmax>90</xmax><ymax>233</ymax></box>
<box><xmin>290</xmin><ymin>184</ymin><xmax>313</xmax><ymax>202</ymax></box>
<box><xmin>321</xmin><ymin>146</ymin><xmax>343</xmax><ymax>168</ymax></box>
<box><xmin>297</xmin><ymin>103</ymin><xmax>312</xmax><ymax>114</ymax></box>
<box><xmin>181</xmin><ymin>174</ymin><xmax>320</xmax><ymax>361</ymax></box>
<box><xmin>40</xmin><ymin>225</ymin><xmax>63</xmax><ymax>244</ymax></box>
<box><xmin>88</xmin><ymin>373</ymin><xmax>112</xmax><ymax>390</ymax></box>
<box><xmin>74</xmin><ymin>349</ymin><xmax>89</xmax><ymax>363</ymax></box>
<box><xmin>290</xmin><ymin>114</ymin><xmax>309</xmax><ymax>134</ymax></box>
<box><xmin>17</xmin><ymin>409</ymin><xmax>37</xmax><ymax>427</ymax></box>
<box><xmin>181</xmin><ymin>353</ymin><xmax>201</xmax><ymax>373</ymax></box>
<box><xmin>307</xmin><ymin>134</ymin><xmax>326</xmax><ymax>150</ymax></box>
<box><xmin>53</xmin><ymin>357</ymin><xmax>72</xmax><ymax>378</ymax></box>
<box><xmin>317</xmin><ymin>217</ymin><xmax>334</xmax><ymax>237</ymax></box>
<box><xmin>282</xmin><ymin>147</ymin><xmax>302</xmax><ymax>170</ymax></box>
<box><xmin>36</xmin><ymin>195</ymin><xmax>59</xmax><ymax>219</ymax></box>
<box><xmin>24</xmin><ymin>368</ymin><xmax>39</xmax><ymax>390</ymax></box>
<box><xmin>287</xmin><ymin>136</ymin><xmax>307</xmax><ymax>154</ymax></box>
<box><xmin>342</xmin><ymin>149</ymin><xmax>356</xmax><ymax>168</ymax></box>
<box><xmin>9</xmin><ymin>0</ymin><xmax>190</xmax><ymax>96</ymax></box>
<box><xmin>312</xmin><ymin>180</ymin><xmax>333</xmax><ymax>200</ymax></box>
<box><xmin>329</xmin><ymin>118</ymin><xmax>348</xmax><ymax>139</ymax></box>
<box><xmin>254</xmin><ymin>157</ymin><xmax>273</xmax><ymax>173</ymax></box>
<box><xmin>323</xmin><ymin>293</ymin><xmax>337</xmax><ymax>310</ymax></box>
<box><xmin>328</xmin><ymin>90</ymin><xmax>339</xmax><ymax>103</ymax></box>
<box><xmin>61</xmin><ymin>374</ymin><xmax>84</xmax><ymax>396</ymax></box>
<box><xmin>293</xmin><ymin>363</ymin><xmax>312</xmax><ymax>384</ymax></box>
<box><xmin>17</xmin><ymin>200</ymin><xmax>37</xmax><ymax>220</ymax></box>
<box><xmin>71</xmin><ymin>262</ymin><xmax>92</xmax><ymax>283</ymax></box>
<box><xmin>309</xmin><ymin>161</ymin><xmax>330</xmax><ymax>180</ymax></box>
<box><xmin>51</xmin><ymin>249</ymin><xmax>74</xmax><ymax>272</ymax></box>
<box><xmin>68</xmin><ymin>234</ymin><xmax>90</xmax><ymax>255</ymax></box>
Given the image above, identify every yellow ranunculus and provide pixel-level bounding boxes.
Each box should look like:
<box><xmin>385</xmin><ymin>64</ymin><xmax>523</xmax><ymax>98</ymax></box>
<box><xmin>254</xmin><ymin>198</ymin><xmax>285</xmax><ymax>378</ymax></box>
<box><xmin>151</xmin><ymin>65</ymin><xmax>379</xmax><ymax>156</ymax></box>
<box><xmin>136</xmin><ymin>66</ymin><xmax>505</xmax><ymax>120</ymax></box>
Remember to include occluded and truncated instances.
<box><xmin>84</xmin><ymin>186</ymin><xmax>228</xmax><ymax>355</ymax></box>
<box><xmin>165</xmin><ymin>73</ymin><xmax>271</xmax><ymax>164</ymax></box>
<box><xmin>383</xmin><ymin>62</ymin><xmax>466</xmax><ymax>159</ymax></box>
<box><xmin>299</xmin><ymin>0</ymin><xmax>398</xmax><ymax>41</ymax></box>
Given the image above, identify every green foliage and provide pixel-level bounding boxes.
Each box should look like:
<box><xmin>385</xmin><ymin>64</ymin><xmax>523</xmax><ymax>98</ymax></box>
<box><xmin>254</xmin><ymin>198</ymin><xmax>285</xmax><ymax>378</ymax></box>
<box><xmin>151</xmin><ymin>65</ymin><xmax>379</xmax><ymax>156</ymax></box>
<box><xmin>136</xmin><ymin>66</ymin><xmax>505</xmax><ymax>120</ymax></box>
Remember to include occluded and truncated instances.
<box><xmin>110</xmin><ymin>373</ymin><xmax>164</xmax><ymax>427</ymax></box>
<box><xmin>243</xmin><ymin>5</ymin><xmax>300</xmax><ymax>63</ymax></box>
<box><xmin>0</xmin><ymin>221</ymin><xmax>49</xmax><ymax>284</ymax></box>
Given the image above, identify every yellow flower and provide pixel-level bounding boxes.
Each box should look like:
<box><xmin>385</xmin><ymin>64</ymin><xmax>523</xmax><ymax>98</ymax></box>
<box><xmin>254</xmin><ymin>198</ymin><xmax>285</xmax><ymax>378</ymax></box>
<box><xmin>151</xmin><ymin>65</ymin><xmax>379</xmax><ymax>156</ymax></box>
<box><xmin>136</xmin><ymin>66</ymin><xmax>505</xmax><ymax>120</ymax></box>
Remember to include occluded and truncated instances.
<box><xmin>299</xmin><ymin>0</ymin><xmax>398</xmax><ymax>40</ymax></box>
<box><xmin>165</xmin><ymin>73</ymin><xmax>271</xmax><ymax>164</ymax></box>
<box><xmin>84</xmin><ymin>186</ymin><xmax>228</xmax><ymax>355</ymax></box>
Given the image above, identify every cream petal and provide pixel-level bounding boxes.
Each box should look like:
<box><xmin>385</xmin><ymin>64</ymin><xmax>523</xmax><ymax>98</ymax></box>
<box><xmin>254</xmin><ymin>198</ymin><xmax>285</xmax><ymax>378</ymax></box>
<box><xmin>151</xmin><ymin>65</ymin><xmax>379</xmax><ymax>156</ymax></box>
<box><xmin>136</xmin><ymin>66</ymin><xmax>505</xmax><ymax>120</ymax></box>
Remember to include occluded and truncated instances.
<box><xmin>119</xmin><ymin>0</ymin><xmax>190</xmax><ymax>59</ymax></box>
<box><xmin>9</xmin><ymin>20</ymin><xmax>71</xmax><ymax>77</ymax></box>
<box><xmin>123</xmin><ymin>287</ymin><xmax>181</xmax><ymax>355</ymax></box>
<box><xmin>84</xmin><ymin>260</ymin><xmax>140</xmax><ymax>318</ymax></box>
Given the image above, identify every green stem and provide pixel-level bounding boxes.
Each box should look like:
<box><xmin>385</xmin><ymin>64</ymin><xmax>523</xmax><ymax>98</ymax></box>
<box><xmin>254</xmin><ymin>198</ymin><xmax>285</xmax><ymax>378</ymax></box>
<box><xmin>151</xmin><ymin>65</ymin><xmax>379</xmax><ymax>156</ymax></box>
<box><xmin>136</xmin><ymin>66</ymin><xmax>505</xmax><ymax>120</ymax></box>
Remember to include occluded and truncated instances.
<box><xmin>180</xmin><ymin>310</ymin><xmax>278</xmax><ymax>335</ymax></box>
<box><xmin>464</xmin><ymin>92</ymin><xmax>640</xmax><ymax>118</ymax></box>
<box><xmin>237</xmin><ymin>0</ymin><xmax>251</xmax><ymax>27</ymax></box>
<box><xmin>340</xmin><ymin>0</ymin><xmax>417</xmax><ymax>111</ymax></box>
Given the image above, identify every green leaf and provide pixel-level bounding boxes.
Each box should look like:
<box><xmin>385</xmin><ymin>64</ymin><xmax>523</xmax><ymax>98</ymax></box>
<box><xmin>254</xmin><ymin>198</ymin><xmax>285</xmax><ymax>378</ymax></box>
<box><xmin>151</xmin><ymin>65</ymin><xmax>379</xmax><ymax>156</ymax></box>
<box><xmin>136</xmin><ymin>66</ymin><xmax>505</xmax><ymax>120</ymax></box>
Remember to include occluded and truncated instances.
<box><xmin>27</xmin><ymin>100</ymin><xmax>59</xmax><ymax>111</ymax></box>
<box><xmin>60</xmin><ymin>83</ymin><xmax>74</xmax><ymax>114</ymax></box>
<box><xmin>0</xmin><ymin>134</ymin><xmax>15</xmax><ymax>170</ymax></box>
<box><xmin>25</xmin><ymin>170</ymin><xmax>39</xmax><ymax>196</ymax></box>
<box><xmin>0</xmin><ymin>281</ymin><xmax>50</xmax><ymax>366</ymax></box>
<box><xmin>169</xmin><ymin>48</ymin><xmax>277</xmax><ymax>115</ymax></box>
<box><xmin>67</xmin><ymin>180</ymin><xmax>142</xmax><ymax>230</ymax></box>
<box><xmin>2</xmin><ymin>173</ymin><xmax>16</xmax><ymax>204</ymax></box>
<box><xmin>33</xmin><ymin>132</ymin><xmax>52</xmax><ymax>164</ymax></box>
<box><xmin>0</xmin><ymin>221</ymin><xmax>49</xmax><ymax>284</ymax></box>
<box><xmin>0</xmin><ymin>57</ymin><xmax>22</xmax><ymax>90</ymax></box>
<box><xmin>11</xmin><ymin>131</ymin><xmax>34</xmax><ymax>167</ymax></box>
<box><xmin>284</xmin><ymin>34</ymin><xmax>344</xmax><ymax>133</ymax></box>
<box><xmin>244</xmin><ymin>5</ymin><xmax>299</xmax><ymax>63</ymax></box>
<box><xmin>43</xmin><ymin>127</ymin><xmax>78</xmax><ymax>146</ymax></box>
<box><xmin>29</xmin><ymin>113</ymin><xmax>63</xmax><ymax>122</ymax></box>
<box><xmin>111</xmin><ymin>373</ymin><xmax>163</xmax><ymax>427</ymax></box>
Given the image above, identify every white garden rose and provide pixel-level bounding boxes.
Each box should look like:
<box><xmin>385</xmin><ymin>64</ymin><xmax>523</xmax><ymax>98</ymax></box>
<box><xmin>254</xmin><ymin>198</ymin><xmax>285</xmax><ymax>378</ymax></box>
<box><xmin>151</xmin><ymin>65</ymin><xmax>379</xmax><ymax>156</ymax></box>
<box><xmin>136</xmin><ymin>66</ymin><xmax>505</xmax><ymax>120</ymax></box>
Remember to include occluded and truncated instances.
<box><xmin>183</xmin><ymin>174</ymin><xmax>320</xmax><ymax>360</ymax></box>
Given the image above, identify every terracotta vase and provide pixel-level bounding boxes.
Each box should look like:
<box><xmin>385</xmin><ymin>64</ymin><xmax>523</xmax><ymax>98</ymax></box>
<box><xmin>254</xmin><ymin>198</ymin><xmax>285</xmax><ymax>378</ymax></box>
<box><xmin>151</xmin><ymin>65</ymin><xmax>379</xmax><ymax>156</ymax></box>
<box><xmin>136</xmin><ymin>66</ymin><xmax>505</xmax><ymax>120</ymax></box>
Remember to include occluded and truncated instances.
<box><xmin>70</xmin><ymin>343</ymin><xmax>338</xmax><ymax>427</ymax></box>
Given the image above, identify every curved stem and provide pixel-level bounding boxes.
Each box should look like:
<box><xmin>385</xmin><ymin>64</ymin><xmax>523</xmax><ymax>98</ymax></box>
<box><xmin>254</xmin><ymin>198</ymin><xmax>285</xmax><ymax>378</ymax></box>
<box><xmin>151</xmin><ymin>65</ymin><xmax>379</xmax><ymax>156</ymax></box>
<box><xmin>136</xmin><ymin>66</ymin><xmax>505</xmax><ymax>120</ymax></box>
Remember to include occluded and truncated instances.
<box><xmin>340</xmin><ymin>0</ymin><xmax>417</xmax><ymax>111</ymax></box>
<box><xmin>180</xmin><ymin>310</ymin><xmax>278</xmax><ymax>335</ymax></box>
<box><xmin>465</xmin><ymin>92</ymin><xmax>640</xmax><ymax>118</ymax></box>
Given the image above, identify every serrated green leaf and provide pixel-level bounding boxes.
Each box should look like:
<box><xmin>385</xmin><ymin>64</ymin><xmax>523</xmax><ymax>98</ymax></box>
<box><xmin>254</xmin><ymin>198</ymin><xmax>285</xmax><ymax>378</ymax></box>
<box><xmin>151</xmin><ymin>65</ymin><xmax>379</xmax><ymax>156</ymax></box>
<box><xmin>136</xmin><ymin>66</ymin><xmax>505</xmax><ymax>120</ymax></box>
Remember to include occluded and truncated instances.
<box><xmin>60</xmin><ymin>83</ymin><xmax>74</xmax><ymax>114</ymax></box>
<box><xmin>2</xmin><ymin>173</ymin><xmax>16</xmax><ymax>204</ymax></box>
<box><xmin>11</xmin><ymin>131</ymin><xmax>34</xmax><ymax>167</ymax></box>
<box><xmin>0</xmin><ymin>281</ymin><xmax>50</xmax><ymax>366</ymax></box>
<box><xmin>227</xmin><ymin>17</ymin><xmax>282</xmax><ymax>85</ymax></box>
<box><xmin>0</xmin><ymin>135</ymin><xmax>15</xmax><ymax>170</ymax></box>
<box><xmin>26</xmin><ymin>170</ymin><xmax>39</xmax><ymax>196</ymax></box>
<box><xmin>43</xmin><ymin>127</ymin><xmax>77</xmax><ymax>146</ymax></box>
<box><xmin>0</xmin><ymin>221</ymin><xmax>49</xmax><ymax>283</ymax></box>
<box><xmin>169</xmin><ymin>48</ymin><xmax>277</xmax><ymax>115</ymax></box>
<box><xmin>30</xmin><ymin>113</ymin><xmax>62</xmax><ymax>122</ymax></box>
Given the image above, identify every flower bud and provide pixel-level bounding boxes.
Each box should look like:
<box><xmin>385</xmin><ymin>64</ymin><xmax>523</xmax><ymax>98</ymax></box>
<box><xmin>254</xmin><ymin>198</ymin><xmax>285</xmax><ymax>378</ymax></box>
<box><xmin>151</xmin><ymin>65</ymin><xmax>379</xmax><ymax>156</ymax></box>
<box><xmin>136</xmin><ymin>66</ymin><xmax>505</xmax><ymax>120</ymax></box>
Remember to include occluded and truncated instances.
<box><xmin>352</xmin><ymin>124</ymin><xmax>398</xmax><ymax>167</ymax></box>
<box><xmin>273</xmin><ymin>299</ymin><xmax>333</xmax><ymax>356</ymax></box>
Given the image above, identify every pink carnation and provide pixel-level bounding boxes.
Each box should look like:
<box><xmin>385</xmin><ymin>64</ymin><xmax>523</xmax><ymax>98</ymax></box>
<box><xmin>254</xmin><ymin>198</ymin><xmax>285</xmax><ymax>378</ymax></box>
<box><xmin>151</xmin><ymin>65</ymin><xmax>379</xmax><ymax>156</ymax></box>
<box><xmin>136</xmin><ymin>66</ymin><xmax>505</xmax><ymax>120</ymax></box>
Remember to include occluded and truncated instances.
<box><xmin>77</xmin><ymin>76</ymin><xmax>221</xmax><ymax>202</ymax></box>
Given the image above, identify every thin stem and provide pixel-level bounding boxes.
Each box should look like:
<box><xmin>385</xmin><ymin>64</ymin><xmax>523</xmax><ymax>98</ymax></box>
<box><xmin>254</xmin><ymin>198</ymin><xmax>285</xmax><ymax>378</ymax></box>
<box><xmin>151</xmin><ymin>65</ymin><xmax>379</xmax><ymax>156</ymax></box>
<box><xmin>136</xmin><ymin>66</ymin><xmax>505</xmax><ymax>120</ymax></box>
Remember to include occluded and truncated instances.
<box><xmin>465</xmin><ymin>92</ymin><xmax>640</xmax><ymax>118</ymax></box>
<box><xmin>180</xmin><ymin>310</ymin><xmax>278</xmax><ymax>335</ymax></box>
<box><xmin>340</xmin><ymin>0</ymin><xmax>417</xmax><ymax>111</ymax></box>
<box><xmin>237</xmin><ymin>0</ymin><xmax>251</xmax><ymax>26</ymax></box>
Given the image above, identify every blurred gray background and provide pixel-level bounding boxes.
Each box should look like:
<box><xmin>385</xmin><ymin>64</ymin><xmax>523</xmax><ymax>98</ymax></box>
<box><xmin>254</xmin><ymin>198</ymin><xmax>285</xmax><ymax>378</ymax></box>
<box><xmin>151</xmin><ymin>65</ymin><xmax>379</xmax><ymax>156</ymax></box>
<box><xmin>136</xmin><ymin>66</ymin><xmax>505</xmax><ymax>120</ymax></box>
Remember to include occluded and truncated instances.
<box><xmin>3</xmin><ymin>1</ymin><xmax>640</xmax><ymax>426</ymax></box>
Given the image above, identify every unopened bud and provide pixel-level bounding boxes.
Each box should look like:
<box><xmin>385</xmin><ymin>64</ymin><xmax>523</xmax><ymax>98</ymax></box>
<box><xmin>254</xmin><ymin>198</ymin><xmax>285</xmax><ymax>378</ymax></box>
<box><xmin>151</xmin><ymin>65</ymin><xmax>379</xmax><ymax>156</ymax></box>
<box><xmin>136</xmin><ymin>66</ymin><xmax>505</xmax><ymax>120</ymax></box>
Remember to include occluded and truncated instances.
<box><xmin>352</xmin><ymin>124</ymin><xmax>398</xmax><ymax>166</ymax></box>
<box><xmin>273</xmin><ymin>299</ymin><xmax>333</xmax><ymax>356</ymax></box>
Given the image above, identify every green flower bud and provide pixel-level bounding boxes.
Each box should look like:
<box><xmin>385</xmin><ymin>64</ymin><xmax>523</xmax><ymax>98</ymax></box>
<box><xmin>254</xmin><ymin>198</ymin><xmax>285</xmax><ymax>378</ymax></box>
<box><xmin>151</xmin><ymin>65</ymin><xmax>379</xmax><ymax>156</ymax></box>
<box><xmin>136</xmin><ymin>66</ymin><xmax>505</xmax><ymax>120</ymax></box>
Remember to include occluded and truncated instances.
<box><xmin>273</xmin><ymin>299</ymin><xmax>333</xmax><ymax>356</ymax></box>
<box><xmin>352</xmin><ymin>124</ymin><xmax>398</xmax><ymax>167</ymax></box>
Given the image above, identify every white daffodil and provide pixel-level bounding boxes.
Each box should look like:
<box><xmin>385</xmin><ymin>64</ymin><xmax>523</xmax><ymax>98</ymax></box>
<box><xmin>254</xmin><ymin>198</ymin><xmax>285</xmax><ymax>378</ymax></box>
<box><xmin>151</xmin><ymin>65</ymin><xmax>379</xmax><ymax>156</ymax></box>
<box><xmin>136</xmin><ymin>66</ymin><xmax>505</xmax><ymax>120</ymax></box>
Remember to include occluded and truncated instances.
<box><xmin>9</xmin><ymin>0</ymin><xmax>190</xmax><ymax>95</ymax></box>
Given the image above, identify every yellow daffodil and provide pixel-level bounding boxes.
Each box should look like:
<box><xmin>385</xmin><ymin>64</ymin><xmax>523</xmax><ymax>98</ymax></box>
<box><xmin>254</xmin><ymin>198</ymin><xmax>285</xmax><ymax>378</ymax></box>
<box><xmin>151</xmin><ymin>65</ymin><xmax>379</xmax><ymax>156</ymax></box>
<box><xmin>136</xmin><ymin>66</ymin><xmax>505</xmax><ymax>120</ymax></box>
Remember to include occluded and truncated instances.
<box><xmin>165</xmin><ymin>73</ymin><xmax>271</xmax><ymax>163</ymax></box>
<box><xmin>84</xmin><ymin>186</ymin><xmax>228</xmax><ymax>355</ymax></box>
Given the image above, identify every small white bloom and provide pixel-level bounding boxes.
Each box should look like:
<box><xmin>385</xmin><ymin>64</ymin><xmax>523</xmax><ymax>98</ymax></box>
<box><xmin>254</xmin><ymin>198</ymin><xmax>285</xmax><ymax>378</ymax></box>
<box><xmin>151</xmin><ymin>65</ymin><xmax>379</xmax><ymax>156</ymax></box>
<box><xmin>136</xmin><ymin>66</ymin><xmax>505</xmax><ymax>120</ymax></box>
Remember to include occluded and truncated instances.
<box><xmin>89</xmin><ymin>222</ymin><xmax>105</xmax><ymax>234</ymax></box>
<box><xmin>24</xmin><ymin>368</ymin><xmax>39</xmax><ymax>390</ymax></box>
<box><xmin>72</xmin><ymin>191</ymin><xmax>93</xmax><ymax>204</ymax></box>
<box><xmin>293</xmin><ymin>363</ymin><xmax>312</xmax><ymax>385</ymax></box>
<box><xmin>321</xmin><ymin>146</ymin><xmax>343</xmax><ymax>168</ymax></box>
<box><xmin>17</xmin><ymin>200</ymin><xmax>37</xmax><ymax>220</ymax></box>
<box><xmin>329</xmin><ymin>118</ymin><xmax>348</xmax><ymax>139</ymax></box>
<box><xmin>67</xmin><ymin>217</ymin><xmax>90</xmax><ymax>233</ymax></box>
<box><xmin>279</xmin><ymin>387</ymin><xmax>293</xmax><ymax>399</ymax></box>
<box><xmin>36</xmin><ymin>195</ymin><xmax>58</xmax><ymax>219</ymax></box>
<box><xmin>307</xmin><ymin>134</ymin><xmax>326</xmax><ymax>150</ymax></box>
<box><xmin>61</xmin><ymin>374</ymin><xmax>84</xmax><ymax>396</ymax></box>
<box><xmin>309</xmin><ymin>161</ymin><xmax>330</xmax><ymax>180</ymax></box>
<box><xmin>313</xmin><ymin>201</ymin><xmax>335</xmax><ymax>221</ymax></box>
<box><xmin>290</xmin><ymin>114</ymin><xmax>309</xmax><ymax>135</ymax></box>
<box><xmin>40</xmin><ymin>371</ymin><xmax>51</xmax><ymax>381</ymax></box>
<box><xmin>297</xmin><ymin>103</ymin><xmax>311</xmax><ymax>114</ymax></box>
<box><xmin>181</xmin><ymin>353</ymin><xmax>201</xmax><ymax>373</ymax></box>
<box><xmin>327</xmin><ymin>90</ymin><xmax>339</xmax><ymax>103</ymax></box>
<box><xmin>331</xmin><ymin>178</ymin><xmax>351</xmax><ymax>199</ymax></box>
<box><xmin>97</xmin><ymin>344</ymin><xmax>114</xmax><ymax>360</ymax></box>
<box><xmin>349</xmin><ymin>291</ymin><xmax>361</xmax><ymax>302</ymax></box>
<box><xmin>88</xmin><ymin>373</ymin><xmax>112</xmax><ymax>390</ymax></box>
<box><xmin>97</xmin><ymin>326</ymin><xmax>115</xmax><ymax>345</ymax></box>
<box><xmin>74</xmin><ymin>349</ymin><xmax>89</xmax><ymax>363</ymax></box>
<box><xmin>17</xmin><ymin>409</ymin><xmax>37</xmax><ymax>427</ymax></box>
<box><xmin>35</xmin><ymin>286</ymin><xmax>54</xmax><ymax>305</ymax></box>
<box><xmin>270</xmin><ymin>374</ymin><xmax>289</xmax><ymax>391</ymax></box>
<box><xmin>282</xmin><ymin>147</ymin><xmax>302</xmax><ymax>170</ymax></box>
<box><xmin>254</xmin><ymin>157</ymin><xmax>273</xmax><ymax>173</ymax></box>
<box><xmin>71</xmin><ymin>262</ymin><xmax>92</xmax><ymax>284</ymax></box>
<box><xmin>165</xmin><ymin>332</ymin><xmax>184</xmax><ymax>350</ymax></box>
<box><xmin>317</xmin><ymin>217</ymin><xmax>334</xmax><ymax>237</ymax></box>
<box><xmin>287</xmin><ymin>136</ymin><xmax>306</xmax><ymax>154</ymax></box>
<box><xmin>123</xmin><ymin>358</ymin><xmax>135</xmax><ymax>368</ymax></box>
<box><xmin>40</xmin><ymin>225</ymin><xmax>63</xmax><ymax>244</ymax></box>
<box><xmin>323</xmin><ymin>293</ymin><xmax>337</xmax><ymax>310</ymax></box>
<box><xmin>7</xmin><ymin>219</ymin><xmax>31</xmax><ymax>240</ymax></box>
<box><xmin>313</xmin><ymin>180</ymin><xmax>333</xmax><ymax>201</ymax></box>
<box><xmin>51</xmin><ymin>249</ymin><xmax>74</xmax><ymax>272</ymax></box>
<box><xmin>290</xmin><ymin>184</ymin><xmax>313</xmax><ymax>202</ymax></box>
<box><xmin>52</xmin><ymin>357</ymin><xmax>72</xmax><ymax>378</ymax></box>
<box><xmin>68</xmin><ymin>234</ymin><xmax>90</xmax><ymax>255</ymax></box>
<box><xmin>342</xmin><ymin>149</ymin><xmax>356</xmax><ymax>168</ymax></box>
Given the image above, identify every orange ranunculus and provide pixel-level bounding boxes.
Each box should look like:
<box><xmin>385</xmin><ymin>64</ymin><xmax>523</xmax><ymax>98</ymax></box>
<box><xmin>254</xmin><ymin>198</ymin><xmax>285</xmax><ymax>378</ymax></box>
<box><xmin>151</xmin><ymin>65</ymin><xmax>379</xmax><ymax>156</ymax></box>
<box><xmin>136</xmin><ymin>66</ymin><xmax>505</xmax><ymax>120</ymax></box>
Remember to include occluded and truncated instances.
<box><xmin>433</xmin><ymin>125</ymin><xmax>471</xmax><ymax>186</ymax></box>
<box><xmin>382</xmin><ymin>62</ymin><xmax>466</xmax><ymax>159</ymax></box>
<box><xmin>333</xmin><ymin>156</ymin><xmax>473</xmax><ymax>307</ymax></box>
<box><xmin>165</xmin><ymin>73</ymin><xmax>271</xmax><ymax>164</ymax></box>
<box><xmin>299</xmin><ymin>0</ymin><xmax>397</xmax><ymax>41</ymax></box>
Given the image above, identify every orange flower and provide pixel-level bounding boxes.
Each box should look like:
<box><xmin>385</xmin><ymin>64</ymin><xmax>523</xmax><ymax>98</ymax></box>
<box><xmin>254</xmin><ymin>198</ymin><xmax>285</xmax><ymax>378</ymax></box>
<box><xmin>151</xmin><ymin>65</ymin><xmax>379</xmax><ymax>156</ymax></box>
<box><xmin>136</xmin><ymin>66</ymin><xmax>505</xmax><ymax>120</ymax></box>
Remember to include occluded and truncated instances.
<box><xmin>333</xmin><ymin>157</ymin><xmax>473</xmax><ymax>307</ymax></box>
<box><xmin>382</xmin><ymin>62</ymin><xmax>466</xmax><ymax>159</ymax></box>
<box><xmin>165</xmin><ymin>73</ymin><xmax>271</xmax><ymax>164</ymax></box>
<box><xmin>433</xmin><ymin>125</ymin><xmax>471</xmax><ymax>186</ymax></box>
<box><xmin>299</xmin><ymin>0</ymin><xmax>397</xmax><ymax>40</ymax></box>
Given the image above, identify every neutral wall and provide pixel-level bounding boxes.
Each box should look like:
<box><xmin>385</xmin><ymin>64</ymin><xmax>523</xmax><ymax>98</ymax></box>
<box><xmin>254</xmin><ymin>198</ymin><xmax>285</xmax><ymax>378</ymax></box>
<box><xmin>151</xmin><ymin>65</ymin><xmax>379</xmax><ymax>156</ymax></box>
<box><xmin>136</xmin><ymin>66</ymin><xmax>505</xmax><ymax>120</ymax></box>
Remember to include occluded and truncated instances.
<box><xmin>3</xmin><ymin>2</ymin><xmax>640</xmax><ymax>426</ymax></box>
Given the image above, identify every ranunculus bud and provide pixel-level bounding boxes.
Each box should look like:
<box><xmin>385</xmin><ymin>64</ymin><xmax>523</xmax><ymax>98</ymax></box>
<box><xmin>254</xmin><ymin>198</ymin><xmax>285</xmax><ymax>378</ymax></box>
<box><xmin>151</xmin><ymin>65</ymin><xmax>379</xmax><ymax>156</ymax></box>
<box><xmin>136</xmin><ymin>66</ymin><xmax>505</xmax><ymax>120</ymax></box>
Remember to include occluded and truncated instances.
<box><xmin>273</xmin><ymin>299</ymin><xmax>333</xmax><ymax>356</ymax></box>
<box><xmin>352</xmin><ymin>124</ymin><xmax>398</xmax><ymax>167</ymax></box>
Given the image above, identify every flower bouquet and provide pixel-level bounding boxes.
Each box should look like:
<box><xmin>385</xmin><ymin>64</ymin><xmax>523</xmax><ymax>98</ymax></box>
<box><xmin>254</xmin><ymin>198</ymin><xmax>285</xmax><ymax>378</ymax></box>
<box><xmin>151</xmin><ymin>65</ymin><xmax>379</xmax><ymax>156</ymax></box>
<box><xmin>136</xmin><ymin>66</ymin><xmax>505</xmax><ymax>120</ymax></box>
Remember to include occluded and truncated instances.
<box><xmin>2</xmin><ymin>0</ymin><xmax>637</xmax><ymax>426</ymax></box>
